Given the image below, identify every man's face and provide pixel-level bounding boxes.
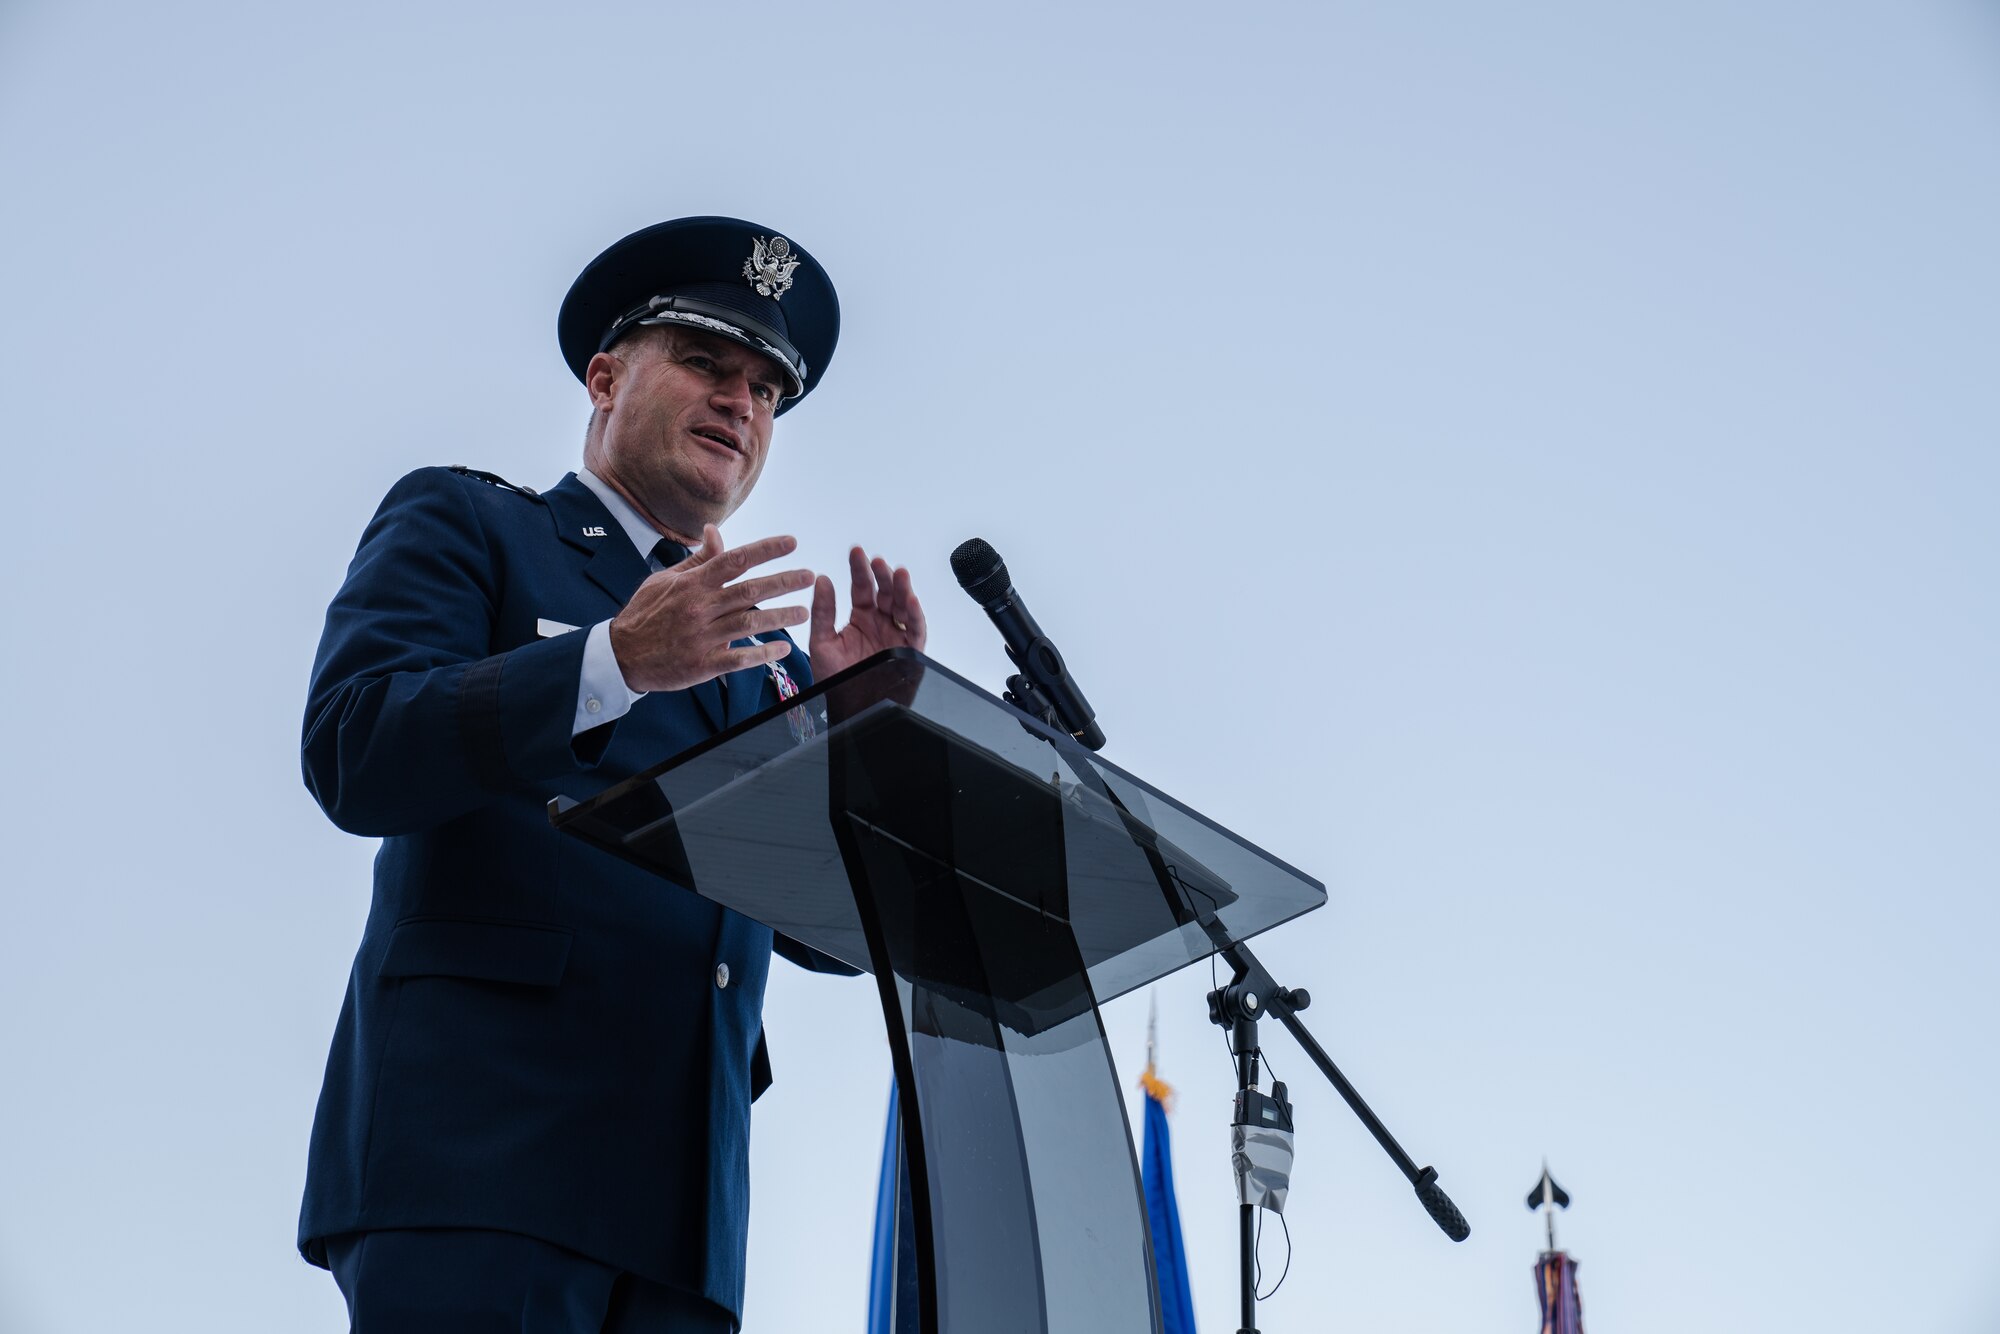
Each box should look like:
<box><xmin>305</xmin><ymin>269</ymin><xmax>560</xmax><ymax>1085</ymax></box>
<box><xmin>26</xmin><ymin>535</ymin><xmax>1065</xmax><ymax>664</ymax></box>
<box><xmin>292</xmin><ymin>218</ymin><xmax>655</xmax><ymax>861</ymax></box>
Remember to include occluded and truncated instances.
<box><xmin>585</xmin><ymin>327</ymin><xmax>787</xmax><ymax>537</ymax></box>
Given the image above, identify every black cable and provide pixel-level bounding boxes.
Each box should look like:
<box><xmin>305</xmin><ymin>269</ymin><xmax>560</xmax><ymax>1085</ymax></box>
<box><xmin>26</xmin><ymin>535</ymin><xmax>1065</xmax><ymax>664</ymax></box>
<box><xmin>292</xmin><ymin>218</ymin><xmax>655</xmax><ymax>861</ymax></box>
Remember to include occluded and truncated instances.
<box><xmin>1255</xmin><ymin>1210</ymin><xmax>1293</xmax><ymax>1301</ymax></box>
<box><xmin>1183</xmin><ymin>863</ymin><xmax>1240</xmax><ymax>1071</ymax></box>
<box><xmin>1253</xmin><ymin>1042</ymin><xmax>1290</xmax><ymax>1302</ymax></box>
<box><xmin>1211</xmin><ymin>948</ymin><xmax>1237</xmax><ymax>1068</ymax></box>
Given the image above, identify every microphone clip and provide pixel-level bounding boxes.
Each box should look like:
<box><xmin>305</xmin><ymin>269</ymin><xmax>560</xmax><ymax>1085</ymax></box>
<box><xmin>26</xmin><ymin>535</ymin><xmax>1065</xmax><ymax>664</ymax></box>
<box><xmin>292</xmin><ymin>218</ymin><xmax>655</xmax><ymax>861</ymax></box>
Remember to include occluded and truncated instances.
<box><xmin>1003</xmin><ymin>671</ymin><xmax>1063</xmax><ymax>733</ymax></box>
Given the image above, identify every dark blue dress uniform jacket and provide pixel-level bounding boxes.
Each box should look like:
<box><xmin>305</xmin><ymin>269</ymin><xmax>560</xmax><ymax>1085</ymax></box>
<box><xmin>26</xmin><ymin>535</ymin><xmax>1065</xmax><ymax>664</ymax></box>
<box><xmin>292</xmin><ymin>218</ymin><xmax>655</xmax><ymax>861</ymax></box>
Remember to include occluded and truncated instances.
<box><xmin>297</xmin><ymin>466</ymin><xmax>851</xmax><ymax>1320</ymax></box>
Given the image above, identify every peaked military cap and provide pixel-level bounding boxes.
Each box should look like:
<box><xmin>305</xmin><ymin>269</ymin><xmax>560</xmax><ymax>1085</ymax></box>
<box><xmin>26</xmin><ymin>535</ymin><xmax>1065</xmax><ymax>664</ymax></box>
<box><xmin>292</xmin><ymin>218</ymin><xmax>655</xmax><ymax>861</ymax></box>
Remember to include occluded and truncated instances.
<box><xmin>558</xmin><ymin>216</ymin><xmax>839</xmax><ymax>414</ymax></box>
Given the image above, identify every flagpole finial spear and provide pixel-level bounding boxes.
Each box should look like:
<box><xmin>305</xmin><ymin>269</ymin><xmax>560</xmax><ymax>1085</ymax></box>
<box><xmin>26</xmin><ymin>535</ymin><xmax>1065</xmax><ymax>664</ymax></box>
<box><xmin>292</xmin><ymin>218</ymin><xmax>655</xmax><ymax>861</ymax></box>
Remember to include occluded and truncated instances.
<box><xmin>1527</xmin><ymin>1161</ymin><xmax>1569</xmax><ymax>1254</ymax></box>
<box><xmin>1146</xmin><ymin>990</ymin><xmax>1158</xmax><ymax>1073</ymax></box>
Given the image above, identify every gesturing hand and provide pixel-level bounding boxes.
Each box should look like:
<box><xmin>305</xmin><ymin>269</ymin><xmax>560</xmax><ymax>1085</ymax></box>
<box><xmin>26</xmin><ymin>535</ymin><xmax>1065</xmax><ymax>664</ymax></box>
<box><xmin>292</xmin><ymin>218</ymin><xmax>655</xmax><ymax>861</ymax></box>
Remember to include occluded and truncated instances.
<box><xmin>609</xmin><ymin>525</ymin><xmax>813</xmax><ymax>693</ymax></box>
<box><xmin>809</xmin><ymin>546</ymin><xmax>928</xmax><ymax>678</ymax></box>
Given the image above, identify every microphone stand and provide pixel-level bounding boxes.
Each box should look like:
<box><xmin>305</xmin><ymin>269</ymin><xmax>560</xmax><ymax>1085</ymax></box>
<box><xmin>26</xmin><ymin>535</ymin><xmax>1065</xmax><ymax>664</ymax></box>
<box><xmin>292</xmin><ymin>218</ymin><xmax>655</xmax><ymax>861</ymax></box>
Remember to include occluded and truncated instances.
<box><xmin>956</xmin><ymin>557</ymin><xmax>1467</xmax><ymax>1331</ymax></box>
<box><xmin>1207</xmin><ymin>943</ymin><xmax>1468</xmax><ymax>1334</ymax></box>
<box><xmin>1003</xmin><ymin>680</ymin><xmax>1469</xmax><ymax>1330</ymax></box>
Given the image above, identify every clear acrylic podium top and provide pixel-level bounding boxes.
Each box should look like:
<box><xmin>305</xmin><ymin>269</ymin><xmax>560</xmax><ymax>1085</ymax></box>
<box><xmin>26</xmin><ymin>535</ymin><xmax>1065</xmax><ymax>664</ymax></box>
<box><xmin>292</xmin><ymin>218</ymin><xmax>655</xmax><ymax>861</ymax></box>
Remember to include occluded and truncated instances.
<box><xmin>551</xmin><ymin>649</ymin><xmax>1324</xmax><ymax>1022</ymax></box>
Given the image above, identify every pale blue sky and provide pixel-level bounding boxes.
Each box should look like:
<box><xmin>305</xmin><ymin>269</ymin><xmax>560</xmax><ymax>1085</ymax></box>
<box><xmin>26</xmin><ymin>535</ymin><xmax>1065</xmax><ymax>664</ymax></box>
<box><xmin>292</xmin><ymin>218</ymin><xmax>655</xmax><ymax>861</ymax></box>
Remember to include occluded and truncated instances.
<box><xmin>2</xmin><ymin>2</ymin><xmax>1996</xmax><ymax>1331</ymax></box>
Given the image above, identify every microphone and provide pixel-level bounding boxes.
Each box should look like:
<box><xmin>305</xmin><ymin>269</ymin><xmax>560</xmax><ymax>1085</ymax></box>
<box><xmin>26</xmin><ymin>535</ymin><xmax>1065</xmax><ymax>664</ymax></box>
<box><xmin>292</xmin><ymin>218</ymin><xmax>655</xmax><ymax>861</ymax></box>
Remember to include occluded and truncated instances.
<box><xmin>950</xmin><ymin>538</ymin><xmax>1106</xmax><ymax>751</ymax></box>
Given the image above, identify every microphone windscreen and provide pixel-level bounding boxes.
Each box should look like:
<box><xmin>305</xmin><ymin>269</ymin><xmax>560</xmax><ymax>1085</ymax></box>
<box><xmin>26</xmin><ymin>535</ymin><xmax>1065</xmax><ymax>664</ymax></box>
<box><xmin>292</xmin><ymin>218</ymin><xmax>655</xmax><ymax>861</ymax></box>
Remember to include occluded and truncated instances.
<box><xmin>951</xmin><ymin>538</ymin><xmax>1013</xmax><ymax>607</ymax></box>
<box><xmin>950</xmin><ymin>538</ymin><xmax>1002</xmax><ymax>588</ymax></box>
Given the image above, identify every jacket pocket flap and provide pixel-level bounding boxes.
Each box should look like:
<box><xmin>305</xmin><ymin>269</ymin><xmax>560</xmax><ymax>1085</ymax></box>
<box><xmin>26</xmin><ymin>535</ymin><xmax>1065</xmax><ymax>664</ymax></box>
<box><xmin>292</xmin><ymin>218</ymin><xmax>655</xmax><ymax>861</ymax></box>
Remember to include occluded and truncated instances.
<box><xmin>380</xmin><ymin>918</ymin><xmax>573</xmax><ymax>987</ymax></box>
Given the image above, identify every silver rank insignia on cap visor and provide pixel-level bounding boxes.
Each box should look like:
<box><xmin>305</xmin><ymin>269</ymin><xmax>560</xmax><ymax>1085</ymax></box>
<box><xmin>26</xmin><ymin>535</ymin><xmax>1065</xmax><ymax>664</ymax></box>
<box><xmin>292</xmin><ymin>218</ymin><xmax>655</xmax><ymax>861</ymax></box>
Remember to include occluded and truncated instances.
<box><xmin>743</xmin><ymin>235</ymin><xmax>799</xmax><ymax>299</ymax></box>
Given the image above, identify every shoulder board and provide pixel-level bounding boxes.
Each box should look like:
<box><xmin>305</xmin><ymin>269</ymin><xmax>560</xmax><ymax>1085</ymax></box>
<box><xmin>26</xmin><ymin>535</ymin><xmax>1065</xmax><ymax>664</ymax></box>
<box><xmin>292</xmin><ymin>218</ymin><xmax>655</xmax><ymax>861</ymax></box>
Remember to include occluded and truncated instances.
<box><xmin>446</xmin><ymin>465</ymin><xmax>541</xmax><ymax>499</ymax></box>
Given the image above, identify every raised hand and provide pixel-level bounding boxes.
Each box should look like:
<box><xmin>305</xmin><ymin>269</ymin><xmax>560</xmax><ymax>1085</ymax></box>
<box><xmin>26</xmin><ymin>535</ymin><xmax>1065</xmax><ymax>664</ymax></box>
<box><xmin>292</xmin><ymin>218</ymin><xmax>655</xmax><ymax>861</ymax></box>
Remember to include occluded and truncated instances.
<box><xmin>808</xmin><ymin>546</ymin><xmax>928</xmax><ymax>677</ymax></box>
<box><xmin>609</xmin><ymin>524</ymin><xmax>813</xmax><ymax>693</ymax></box>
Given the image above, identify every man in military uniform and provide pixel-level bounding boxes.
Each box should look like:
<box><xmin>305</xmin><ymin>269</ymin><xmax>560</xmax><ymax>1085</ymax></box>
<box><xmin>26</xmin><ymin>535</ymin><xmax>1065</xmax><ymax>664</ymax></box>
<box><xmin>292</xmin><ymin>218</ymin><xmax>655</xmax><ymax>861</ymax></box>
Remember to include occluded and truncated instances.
<box><xmin>298</xmin><ymin>217</ymin><xmax>923</xmax><ymax>1332</ymax></box>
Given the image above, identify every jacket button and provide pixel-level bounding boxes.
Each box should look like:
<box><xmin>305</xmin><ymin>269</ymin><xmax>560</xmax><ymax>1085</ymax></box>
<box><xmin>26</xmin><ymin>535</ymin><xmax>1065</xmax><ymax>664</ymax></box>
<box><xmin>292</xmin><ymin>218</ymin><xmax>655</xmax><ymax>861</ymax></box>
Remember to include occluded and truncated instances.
<box><xmin>714</xmin><ymin>963</ymin><xmax>731</xmax><ymax>989</ymax></box>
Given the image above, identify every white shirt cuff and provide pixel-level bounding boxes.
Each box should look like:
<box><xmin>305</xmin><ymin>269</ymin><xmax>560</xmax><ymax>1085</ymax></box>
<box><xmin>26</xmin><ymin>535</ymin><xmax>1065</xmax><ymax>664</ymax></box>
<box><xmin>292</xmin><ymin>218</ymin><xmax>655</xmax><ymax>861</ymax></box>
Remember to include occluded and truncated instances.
<box><xmin>573</xmin><ymin>619</ymin><xmax>644</xmax><ymax>735</ymax></box>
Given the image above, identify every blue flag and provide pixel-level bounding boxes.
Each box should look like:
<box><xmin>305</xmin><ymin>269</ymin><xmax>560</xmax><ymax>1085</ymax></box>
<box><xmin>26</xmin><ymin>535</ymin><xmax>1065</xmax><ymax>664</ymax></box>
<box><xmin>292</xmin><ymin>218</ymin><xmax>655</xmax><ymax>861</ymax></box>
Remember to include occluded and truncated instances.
<box><xmin>866</xmin><ymin>1084</ymin><xmax>919</xmax><ymax>1334</ymax></box>
<box><xmin>871</xmin><ymin>1054</ymin><xmax>1196</xmax><ymax>1334</ymax></box>
<box><xmin>1141</xmin><ymin>1063</ymin><xmax>1197</xmax><ymax>1334</ymax></box>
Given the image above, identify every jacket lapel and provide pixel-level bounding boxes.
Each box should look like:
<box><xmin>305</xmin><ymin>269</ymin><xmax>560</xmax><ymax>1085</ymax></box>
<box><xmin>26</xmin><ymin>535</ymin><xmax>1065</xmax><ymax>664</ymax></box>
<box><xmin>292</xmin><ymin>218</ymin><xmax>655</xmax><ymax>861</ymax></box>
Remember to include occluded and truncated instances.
<box><xmin>690</xmin><ymin>679</ymin><xmax>726</xmax><ymax>734</ymax></box>
<box><xmin>543</xmin><ymin>473</ymin><xmax>651</xmax><ymax>610</ymax></box>
<box><xmin>721</xmin><ymin>652</ymin><xmax>769</xmax><ymax>729</ymax></box>
<box><xmin>722</xmin><ymin>634</ymin><xmax>808</xmax><ymax>729</ymax></box>
<box><xmin>543</xmin><ymin>473</ymin><xmax>726</xmax><ymax>732</ymax></box>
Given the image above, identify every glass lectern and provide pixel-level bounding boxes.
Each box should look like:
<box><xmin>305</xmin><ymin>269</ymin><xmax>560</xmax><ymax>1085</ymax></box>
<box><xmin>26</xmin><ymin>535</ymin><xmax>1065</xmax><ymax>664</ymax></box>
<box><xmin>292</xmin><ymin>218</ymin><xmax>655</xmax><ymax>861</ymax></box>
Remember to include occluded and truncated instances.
<box><xmin>551</xmin><ymin>649</ymin><xmax>1324</xmax><ymax>1334</ymax></box>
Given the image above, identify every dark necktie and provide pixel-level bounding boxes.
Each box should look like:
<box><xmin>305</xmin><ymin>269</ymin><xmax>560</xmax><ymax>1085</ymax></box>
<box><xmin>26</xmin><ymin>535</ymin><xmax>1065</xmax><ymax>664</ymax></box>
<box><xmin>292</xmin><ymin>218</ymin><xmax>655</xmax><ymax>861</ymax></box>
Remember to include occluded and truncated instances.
<box><xmin>651</xmin><ymin>537</ymin><xmax>691</xmax><ymax>570</ymax></box>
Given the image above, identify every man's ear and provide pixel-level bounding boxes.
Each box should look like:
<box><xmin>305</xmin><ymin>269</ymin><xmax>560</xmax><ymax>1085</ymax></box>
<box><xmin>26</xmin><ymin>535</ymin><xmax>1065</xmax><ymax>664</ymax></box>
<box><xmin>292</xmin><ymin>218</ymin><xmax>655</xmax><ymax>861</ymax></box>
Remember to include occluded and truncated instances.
<box><xmin>584</xmin><ymin>350</ymin><xmax>624</xmax><ymax>411</ymax></box>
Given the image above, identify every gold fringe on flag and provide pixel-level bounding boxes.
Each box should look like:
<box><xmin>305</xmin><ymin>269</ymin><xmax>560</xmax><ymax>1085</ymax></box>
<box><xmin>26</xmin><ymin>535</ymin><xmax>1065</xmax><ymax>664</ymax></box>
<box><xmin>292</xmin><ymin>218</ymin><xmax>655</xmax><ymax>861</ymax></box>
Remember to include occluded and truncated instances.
<box><xmin>1138</xmin><ymin>1064</ymin><xmax>1174</xmax><ymax>1111</ymax></box>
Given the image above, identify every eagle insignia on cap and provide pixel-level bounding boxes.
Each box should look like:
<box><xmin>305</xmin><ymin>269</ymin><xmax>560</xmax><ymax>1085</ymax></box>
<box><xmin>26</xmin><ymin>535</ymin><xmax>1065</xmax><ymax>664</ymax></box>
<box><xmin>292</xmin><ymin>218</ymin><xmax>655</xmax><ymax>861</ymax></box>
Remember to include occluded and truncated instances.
<box><xmin>743</xmin><ymin>235</ymin><xmax>800</xmax><ymax>300</ymax></box>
